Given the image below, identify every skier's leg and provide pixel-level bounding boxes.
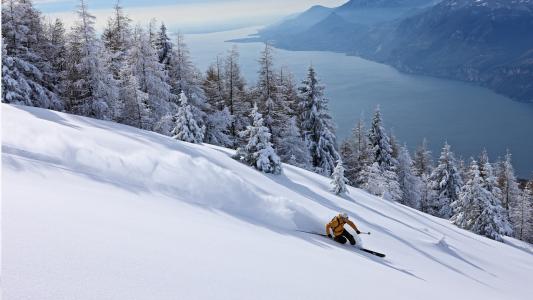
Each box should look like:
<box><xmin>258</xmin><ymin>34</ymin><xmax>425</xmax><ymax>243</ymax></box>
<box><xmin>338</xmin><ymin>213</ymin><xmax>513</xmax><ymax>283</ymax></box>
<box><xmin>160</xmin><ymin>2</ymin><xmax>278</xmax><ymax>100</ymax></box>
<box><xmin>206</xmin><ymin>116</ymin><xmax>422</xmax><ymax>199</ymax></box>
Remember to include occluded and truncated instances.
<box><xmin>334</xmin><ymin>235</ymin><xmax>347</xmax><ymax>244</ymax></box>
<box><xmin>343</xmin><ymin>230</ymin><xmax>356</xmax><ymax>245</ymax></box>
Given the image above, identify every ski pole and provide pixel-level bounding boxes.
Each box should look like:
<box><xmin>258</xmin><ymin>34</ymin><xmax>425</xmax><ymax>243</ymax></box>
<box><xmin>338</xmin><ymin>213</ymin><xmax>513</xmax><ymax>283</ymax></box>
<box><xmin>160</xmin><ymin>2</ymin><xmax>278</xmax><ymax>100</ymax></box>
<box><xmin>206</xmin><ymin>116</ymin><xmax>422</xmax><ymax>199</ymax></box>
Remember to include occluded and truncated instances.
<box><xmin>359</xmin><ymin>232</ymin><xmax>371</xmax><ymax>235</ymax></box>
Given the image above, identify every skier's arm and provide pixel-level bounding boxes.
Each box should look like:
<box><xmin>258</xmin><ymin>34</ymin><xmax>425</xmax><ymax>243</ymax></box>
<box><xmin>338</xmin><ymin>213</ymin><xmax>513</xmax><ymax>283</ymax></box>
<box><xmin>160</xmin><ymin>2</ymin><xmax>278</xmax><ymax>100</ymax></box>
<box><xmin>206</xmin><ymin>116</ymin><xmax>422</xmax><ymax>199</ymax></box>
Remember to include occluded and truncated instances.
<box><xmin>346</xmin><ymin>220</ymin><xmax>361</xmax><ymax>234</ymax></box>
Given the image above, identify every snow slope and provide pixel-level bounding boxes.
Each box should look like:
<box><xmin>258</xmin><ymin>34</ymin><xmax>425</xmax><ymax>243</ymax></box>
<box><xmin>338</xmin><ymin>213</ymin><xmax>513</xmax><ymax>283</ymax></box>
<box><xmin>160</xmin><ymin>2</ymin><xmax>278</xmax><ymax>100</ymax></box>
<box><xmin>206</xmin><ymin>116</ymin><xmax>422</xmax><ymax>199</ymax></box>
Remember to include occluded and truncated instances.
<box><xmin>2</xmin><ymin>104</ymin><xmax>532</xmax><ymax>300</ymax></box>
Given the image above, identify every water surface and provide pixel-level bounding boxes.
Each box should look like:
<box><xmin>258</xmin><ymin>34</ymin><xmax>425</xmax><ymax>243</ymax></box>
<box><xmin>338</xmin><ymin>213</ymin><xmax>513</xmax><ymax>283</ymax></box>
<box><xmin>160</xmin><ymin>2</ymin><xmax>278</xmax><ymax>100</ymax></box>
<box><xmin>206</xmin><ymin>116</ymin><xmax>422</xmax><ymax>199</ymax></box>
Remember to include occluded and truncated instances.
<box><xmin>185</xmin><ymin>28</ymin><xmax>533</xmax><ymax>178</ymax></box>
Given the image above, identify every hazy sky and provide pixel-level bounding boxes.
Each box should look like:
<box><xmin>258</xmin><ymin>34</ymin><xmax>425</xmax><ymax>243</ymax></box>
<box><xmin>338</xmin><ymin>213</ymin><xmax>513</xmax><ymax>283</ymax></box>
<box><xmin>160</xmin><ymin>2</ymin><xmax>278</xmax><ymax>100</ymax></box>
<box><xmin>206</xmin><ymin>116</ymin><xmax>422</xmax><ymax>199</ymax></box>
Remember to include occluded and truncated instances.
<box><xmin>34</xmin><ymin>0</ymin><xmax>347</xmax><ymax>32</ymax></box>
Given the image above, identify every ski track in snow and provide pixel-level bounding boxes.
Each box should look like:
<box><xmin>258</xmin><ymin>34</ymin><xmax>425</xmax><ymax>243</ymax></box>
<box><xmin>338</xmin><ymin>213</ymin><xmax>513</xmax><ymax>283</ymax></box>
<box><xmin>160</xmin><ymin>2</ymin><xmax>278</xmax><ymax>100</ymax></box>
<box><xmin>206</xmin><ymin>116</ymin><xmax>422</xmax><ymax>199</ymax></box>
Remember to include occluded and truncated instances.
<box><xmin>2</xmin><ymin>104</ymin><xmax>532</xmax><ymax>300</ymax></box>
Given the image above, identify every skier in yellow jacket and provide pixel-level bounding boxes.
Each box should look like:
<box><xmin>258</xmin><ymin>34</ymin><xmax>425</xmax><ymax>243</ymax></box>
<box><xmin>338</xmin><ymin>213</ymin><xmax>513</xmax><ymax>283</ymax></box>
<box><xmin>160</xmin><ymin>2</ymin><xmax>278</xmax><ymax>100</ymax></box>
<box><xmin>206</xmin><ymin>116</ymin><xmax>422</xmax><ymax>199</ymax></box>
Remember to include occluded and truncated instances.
<box><xmin>325</xmin><ymin>212</ymin><xmax>361</xmax><ymax>245</ymax></box>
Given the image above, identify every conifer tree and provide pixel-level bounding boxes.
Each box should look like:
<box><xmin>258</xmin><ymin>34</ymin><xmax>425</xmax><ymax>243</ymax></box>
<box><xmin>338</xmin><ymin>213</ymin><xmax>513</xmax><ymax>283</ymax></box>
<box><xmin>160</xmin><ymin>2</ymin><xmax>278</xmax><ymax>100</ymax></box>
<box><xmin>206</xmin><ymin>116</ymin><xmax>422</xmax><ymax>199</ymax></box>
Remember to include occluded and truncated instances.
<box><xmin>169</xmin><ymin>33</ymin><xmax>209</xmax><ymax>131</ymax></box>
<box><xmin>298</xmin><ymin>65</ymin><xmax>338</xmax><ymax>176</ymax></box>
<box><xmin>343</xmin><ymin>118</ymin><xmax>372</xmax><ymax>186</ymax></box>
<box><xmin>413</xmin><ymin>138</ymin><xmax>433</xmax><ymax>213</ymax></box>
<box><xmin>223</xmin><ymin>47</ymin><xmax>250</xmax><ymax>147</ymax></box>
<box><xmin>256</xmin><ymin>43</ymin><xmax>277</xmax><ymax>131</ymax></box>
<box><xmin>255</xmin><ymin>43</ymin><xmax>291</xmax><ymax>149</ymax></box>
<box><xmin>202</xmin><ymin>58</ymin><xmax>232</xmax><ymax>147</ymax></box>
<box><xmin>389</xmin><ymin>130</ymin><xmax>400</xmax><ymax>159</ymax></box>
<box><xmin>413</xmin><ymin>138</ymin><xmax>433</xmax><ymax>177</ymax></box>
<box><xmin>451</xmin><ymin>161</ymin><xmax>512</xmax><ymax>241</ymax></box>
<box><xmin>127</xmin><ymin>26</ymin><xmax>174</xmax><ymax>132</ymax></box>
<box><xmin>331</xmin><ymin>159</ymin><xmax>349</xmax><ymax>195</ymax></box>
<box><xmin>427</xmin><ymin>142</ymin><xmax>463</xmax><ymax>218</ymax></box>
<box><xmin>118</xmin><ymin>62</ymin><xmax>150</xmax><ymax>128</ymax></box>
<box><xmin>203</xmin><ymin>107</ymin><xmax>232</xmax><ymax>147</ymax></box>
<box><xmin>235</xmin><ymin>104</ymin><xmax>282</xmax><ymax>174</ymax></box>
<box><xmin>1</xmin><ymin>0</ymin><xmax>63</xmax><ymax>109</ymax></box>
<box><xmin>64</xmin><ymin>0</ymin><xmax>118</xmax><ymax>119</ymax></box>
<box><xmin>368</xmin><ymin>107</ymin><xmax>396</xmax><ymax>169</ymax></box>
<box><xmin>397</xmin><ymin>145</ymin><xmax>422</xmax><ymax>209</ymax></box>
<box><xmin>498</xmin><ymin>150</ymin><xmax>528</xmax><ymax>239</ymax></box>
<box><xmin>102</xmin><ymin>0</ymin><xmax>132</xmax><ymax>80</ymax></box>
<box><xmin>340</xmin><ymin>138</ymin><xmax>357</xmax><ymax>184</ymax></box>
<box><xmin>510</xmin><ymin>181</ymin><xmax>533</xmax><ymax>242</ymax></box>
<box><xmin>44</xmin><ymin>18</ymin><xmax>68</xmax><ymax>102</ymax></box>
<box><xmin>278</xmin><ymin>116</ymin><xmax>311</xmax><ymax>168</ymax></box>
<box><xmin>497</xmin><ymin>151</ymin><xmax>521</xmax><ymax>213</ymax></box>
<box><xmin>172</xmin><ymin>92</ymin><xmax>205</xmax><ymax>143</ymax></box>
<box><xmin>155</xmin><ymin>23</ymin><xmax>173</xmax><ymax>66</ymax></box>
<box><xmin>478</xmin><ymin>150</ymin><xmax>503</xmax><ymax>203</ymax></box>
<box><xmin>204</xmin><ymin>59</ymin><xmax>225</xmax><ymax>111</ymax></box>
<box><xmin>360</xmin><ymin>107</ymin><xmax>402</xmax><ymax>201</ymax></box>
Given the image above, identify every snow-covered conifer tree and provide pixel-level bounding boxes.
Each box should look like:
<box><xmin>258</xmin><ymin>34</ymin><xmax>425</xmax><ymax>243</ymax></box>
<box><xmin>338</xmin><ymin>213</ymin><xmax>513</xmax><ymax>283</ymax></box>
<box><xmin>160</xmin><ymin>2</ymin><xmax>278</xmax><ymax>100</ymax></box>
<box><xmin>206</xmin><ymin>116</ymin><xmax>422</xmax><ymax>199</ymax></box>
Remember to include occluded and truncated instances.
<box><xmin>43</xmin><ymin>18</ymin><xmax>68</xmax><ymax>102</ymax></box>
<box><xmin>368</xmin><ymin>107</ymin><xmax>396</xmax><ymax>169</ymax></box>
<box><xmin>1</xmin><ymin>0</ymin><xmax>63</xmax><ymax>109</ymax></box>
<box><xmin>255</xmin><ymin>43</ymin><xmax>291</xmax><ymax>149</ymax></box>
<box><xmin>102</xmin><ymin>1</ymin><xmax>132</xmax><ymax>79</ymax></box>
<box><xmin>204</xmin><ymin>59</ymin><xmax>225</xmax><ymax>111</ymax></box>
<box><xmin>64</xmin><ymin>0</ymin><xmax>118</xmax><ymax>119</ymax></box>
<box><xmin>497</xmin><ymin>151</ymin><xmax>521</xmax><ymax>213</ymax></box>
<box><xmin>360</xmin><ymin>107</ymin><xmax>402</xmax><ymax>201</ymax></box>
<box><xmin>298</xmin><ymin>65</ymin><xmax>338</xmax><ymax>176</ymax></box>
<box><xmin>118</xmin><ymin>63</ymin><xmax>149</xmax><ymax>128</ymax></box>
<box><xmin>278</xmin><ymin>117</ymin><xmax>311</xmax><ymax>168</ymax></box>
<box><xmin>478</xmin><ymin>150</ymin><xmax>503</xmax><ymax>203</ymax></box>
<box><xmin>275</xmin><ymin>67</ymin><xmax>303</xmax><ymax>158</ymax></box>
<box><xmin>256</xmin><ymin>43</ymin><xmax>278</xmax><ymax>131</ymax></box>
<box><xmin>172</xmin><ymin>92</ymin><xmax>205</xmax><ymax>143</ymax></box>
<box><xmin>389</xmin><ymin>130</ymin><xmax>400</xmax><ymax>159</ymax></box>
<box><xmin>340</xmin><ymin>138</ymin><xmax>357</xmax><ymax>184</ymax></box>
<box><xmin>413</xmin><ymin>138</ymin><xmax>433</xmax><ymax>177</ymax></box>
<box><xmin>223</xmin><ymin>46</ymin><xmax>250</xmax><ymax>146</ymax></box>
<box><xmin>235</xmin><ymin>104</ymin><xmax>282</xmax><ymax>174</ymax></box>
<box><xmin>451</xmin><ymin>161</ymin><xmax>512</xmax><ymax>241</ymax></box>
<box><xmin>413</xmin><ymin>138</ymin><xmax>433</xmax><ymax>213</ymax></box>
<box><xmin>510</xmin><ymin>182</ymin><xmax>533</xmax><ymax>242</ymax></box>
<box><xmin>347</xmin><ymin>119</ymin><xmax>372</xmax><ymax>186</ymax></box>
<box><xmin>127</xmin><ymin>26</ymin><xmax>174</xmax><ymax>132</ymax></box>
<box><xmin>427</xmin><ymin>142</ymin><xmax>463</xmax><ymax>218</ymax></box>
<box><xmin>331</xmin><ymin>159</ymin><xmax>349</xmax><ymax>195</ymax></box>
<box><xmin>204</xmin><ymin>107</ymin><xmax>232</xmax><ymax>147</ymax></box>
<box><xmin>359</xmin><ymin>163</ymin><xmax>384</xmax><ymax>196</ymax></box>
<box><xmin>155</xmin><ymin>23</ymin><xmax>173</xmax><ymax>66</ymax></box>
<box><xmin>168</xmin><ymin>33</ymin><xmax>209</xmax><ymax>131</ymax></box>
<box><xmin>397</xmin><ymin>145</ymin><xmax>422</xmax><ymax>209</ymax></box>
<box><xmin>202</xmin><ymin>59</ymin><xmax>232</xmax><ymax>147</ymax></box>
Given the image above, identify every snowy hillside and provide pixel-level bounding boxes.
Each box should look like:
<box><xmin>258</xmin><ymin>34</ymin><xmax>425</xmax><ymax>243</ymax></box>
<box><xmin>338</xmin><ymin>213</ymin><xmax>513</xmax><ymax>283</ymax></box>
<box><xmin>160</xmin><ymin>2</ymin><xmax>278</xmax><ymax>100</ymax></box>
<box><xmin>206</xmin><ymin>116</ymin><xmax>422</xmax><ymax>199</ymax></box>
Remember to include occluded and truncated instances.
<box><xmin>2</xmin><ymin>104</ymin><xmax>532</xmax><ymax>300</ymax></box>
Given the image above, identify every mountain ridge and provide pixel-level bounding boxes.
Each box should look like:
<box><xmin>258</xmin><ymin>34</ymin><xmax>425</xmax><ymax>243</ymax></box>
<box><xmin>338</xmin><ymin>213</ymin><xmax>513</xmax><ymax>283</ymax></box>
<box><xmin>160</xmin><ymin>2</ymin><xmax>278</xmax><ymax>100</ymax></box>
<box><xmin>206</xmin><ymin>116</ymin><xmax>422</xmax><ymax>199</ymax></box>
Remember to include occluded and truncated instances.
<box><xmin>247</xmin><ymin>0</ymin><xmax>533</xmax><ymax>102</ymax></box>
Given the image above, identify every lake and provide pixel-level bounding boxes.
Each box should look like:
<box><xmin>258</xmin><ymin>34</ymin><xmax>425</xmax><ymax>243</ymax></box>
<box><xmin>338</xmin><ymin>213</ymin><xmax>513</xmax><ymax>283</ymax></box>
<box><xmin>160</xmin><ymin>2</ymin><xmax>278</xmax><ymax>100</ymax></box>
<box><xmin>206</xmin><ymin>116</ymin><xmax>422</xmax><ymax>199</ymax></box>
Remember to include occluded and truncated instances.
<box><xmin>185</xmin><ymin>27</ymin><xmax>533</xmax><ymax>178</ymax></box>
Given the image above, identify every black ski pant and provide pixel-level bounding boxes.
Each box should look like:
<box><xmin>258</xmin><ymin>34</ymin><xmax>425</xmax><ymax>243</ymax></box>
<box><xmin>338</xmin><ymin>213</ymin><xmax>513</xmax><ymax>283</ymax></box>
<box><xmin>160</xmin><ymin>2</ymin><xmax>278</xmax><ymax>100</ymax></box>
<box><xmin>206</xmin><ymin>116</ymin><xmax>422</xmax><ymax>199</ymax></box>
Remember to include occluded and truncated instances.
<box><xmin>334</xmin><ymin>229</ymin><xmax>356</xmax><ymax>245</ymax></box>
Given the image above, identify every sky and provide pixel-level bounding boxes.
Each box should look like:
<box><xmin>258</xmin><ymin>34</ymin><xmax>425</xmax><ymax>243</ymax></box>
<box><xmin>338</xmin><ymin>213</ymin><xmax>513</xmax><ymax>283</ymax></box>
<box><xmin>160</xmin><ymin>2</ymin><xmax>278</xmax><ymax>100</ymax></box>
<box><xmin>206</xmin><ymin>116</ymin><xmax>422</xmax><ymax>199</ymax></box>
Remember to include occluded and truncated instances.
<box><xmin>34</xmin><ymin>0</ymin><xmax>347</xmax><ymax>33</ymax></box>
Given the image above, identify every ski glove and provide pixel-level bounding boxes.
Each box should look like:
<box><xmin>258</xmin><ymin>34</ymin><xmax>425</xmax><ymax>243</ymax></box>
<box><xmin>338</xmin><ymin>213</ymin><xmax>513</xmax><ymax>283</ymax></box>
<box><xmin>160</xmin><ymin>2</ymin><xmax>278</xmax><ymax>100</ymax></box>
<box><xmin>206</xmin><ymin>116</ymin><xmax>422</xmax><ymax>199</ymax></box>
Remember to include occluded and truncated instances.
<box><xmin>356</xmin><ymin>230</ymin><xmax>361</xmax><ymax>234</ymax></box>
<box><xmin>327</xmin><ymin>234</ymin><xmax>332</xmax><ymax>238</ymax></box>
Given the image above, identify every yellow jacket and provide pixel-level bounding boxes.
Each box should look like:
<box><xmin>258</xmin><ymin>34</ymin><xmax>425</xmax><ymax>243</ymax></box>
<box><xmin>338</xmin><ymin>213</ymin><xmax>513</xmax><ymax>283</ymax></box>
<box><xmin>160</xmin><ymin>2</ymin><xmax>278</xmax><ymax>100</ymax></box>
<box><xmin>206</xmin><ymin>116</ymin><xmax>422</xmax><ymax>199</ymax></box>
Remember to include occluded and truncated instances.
<box><xmin>326</xmin><ymin>216</ymin><xmax>359</xmax><ymax>237</ymax></box>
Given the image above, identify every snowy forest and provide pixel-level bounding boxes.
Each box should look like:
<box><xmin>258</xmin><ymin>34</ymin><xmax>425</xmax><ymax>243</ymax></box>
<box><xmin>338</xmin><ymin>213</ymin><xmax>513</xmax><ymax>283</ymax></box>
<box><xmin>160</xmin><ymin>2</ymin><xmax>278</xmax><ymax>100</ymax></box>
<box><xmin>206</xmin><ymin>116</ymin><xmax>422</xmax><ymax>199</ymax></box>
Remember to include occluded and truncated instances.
<box><xmin>2</xmin><ymin>0</ymin><xmax>532</xmax><ymax>245</ymax></box>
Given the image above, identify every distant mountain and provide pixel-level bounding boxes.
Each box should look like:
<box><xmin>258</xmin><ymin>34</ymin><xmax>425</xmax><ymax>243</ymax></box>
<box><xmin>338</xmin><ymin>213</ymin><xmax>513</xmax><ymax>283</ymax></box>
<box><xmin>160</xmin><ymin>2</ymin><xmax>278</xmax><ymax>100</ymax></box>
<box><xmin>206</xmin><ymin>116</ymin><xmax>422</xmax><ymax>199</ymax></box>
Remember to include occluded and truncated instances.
<box><xmin>258</xmin><ymin>5</ymin><xmax>334</xmax><ymax>40</ymax></box>
<box><xmin>258</xmin><ymin>0</ymin><xmax>434</xmax><ymax>39</ymax></box>
<box><xmin>368</xmin><ymin>0</ymin><xmax>533</xmax><ymax>101</ymax></box>
<box><xmin>337</xmin><ymin>0</ymin><xmax>435</xmax><ymax>9</ymax></box>
<box><xmin>246</xmin><ymin>0</ymin><xmax>533</xmax><ymax>102</ymax></box>
<box><xmin>261</xmin><ymin>12</ymin><xmax>368</xmax><ymax>52</ymax></box>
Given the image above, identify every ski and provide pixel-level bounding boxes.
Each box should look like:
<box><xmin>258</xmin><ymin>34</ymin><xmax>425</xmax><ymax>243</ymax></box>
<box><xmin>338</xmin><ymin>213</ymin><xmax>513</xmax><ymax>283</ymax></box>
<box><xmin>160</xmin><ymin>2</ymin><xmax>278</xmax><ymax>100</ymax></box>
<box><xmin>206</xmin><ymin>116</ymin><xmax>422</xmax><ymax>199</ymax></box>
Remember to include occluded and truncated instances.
<box><xmin>358</xmin><ymin>248</ymin><xmax>386</xmax><ymax>258</ymax></box>
<box><xmin>295</xmin><ymin>230</ymin><xmax>386</xmax><ymax>258</ymax></box>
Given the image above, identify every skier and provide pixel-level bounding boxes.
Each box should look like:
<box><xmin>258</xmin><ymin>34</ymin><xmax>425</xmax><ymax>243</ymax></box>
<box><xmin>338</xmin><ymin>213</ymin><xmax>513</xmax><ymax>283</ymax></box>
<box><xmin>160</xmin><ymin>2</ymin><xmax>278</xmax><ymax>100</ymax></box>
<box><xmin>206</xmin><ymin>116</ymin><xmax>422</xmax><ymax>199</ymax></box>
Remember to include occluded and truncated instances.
<box><xmin>325</xmin><ymin>212</ymin><xmax>361</xmax><ymax>245</ymax></box>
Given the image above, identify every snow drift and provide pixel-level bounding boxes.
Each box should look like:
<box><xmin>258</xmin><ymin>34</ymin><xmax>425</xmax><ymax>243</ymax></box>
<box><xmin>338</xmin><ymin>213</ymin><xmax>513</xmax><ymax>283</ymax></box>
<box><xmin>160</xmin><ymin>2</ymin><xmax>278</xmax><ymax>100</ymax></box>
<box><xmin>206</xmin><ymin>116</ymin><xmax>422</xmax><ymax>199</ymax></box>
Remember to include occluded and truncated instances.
<box><xmin>2</xmin><ymin>104</ymin><xmax>532</xmax><ymax>300</ymax></box>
